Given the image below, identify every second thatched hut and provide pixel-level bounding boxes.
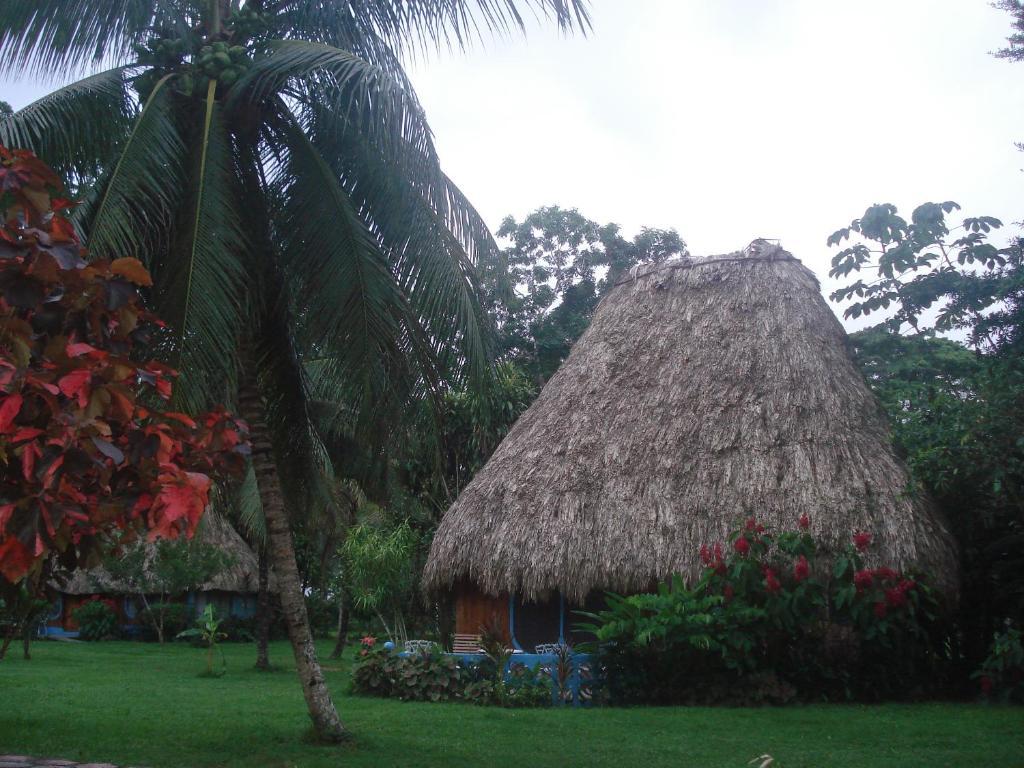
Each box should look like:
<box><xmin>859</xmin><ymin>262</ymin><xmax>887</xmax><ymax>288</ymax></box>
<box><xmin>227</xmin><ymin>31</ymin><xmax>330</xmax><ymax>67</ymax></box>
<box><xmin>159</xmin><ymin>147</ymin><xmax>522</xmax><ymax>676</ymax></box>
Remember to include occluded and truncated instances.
<box><xmin>423</xmin><ymin>241</ymin><xmax>958</xmax><ymax>652</ymax></box>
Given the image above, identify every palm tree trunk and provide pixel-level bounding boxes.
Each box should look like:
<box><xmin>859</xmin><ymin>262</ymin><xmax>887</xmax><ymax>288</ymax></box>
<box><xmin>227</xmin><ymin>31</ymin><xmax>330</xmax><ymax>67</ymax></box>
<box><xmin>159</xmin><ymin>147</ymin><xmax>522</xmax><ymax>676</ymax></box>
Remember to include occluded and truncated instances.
<box><xmin>254</xmin><ymin>545</ymin><xmax>271</xmax><ymax>670</ymax></box>
<box><xmin>239</xmin><ymin>371</ymin><xmax>348</xmax><ymax>742</ymax></box>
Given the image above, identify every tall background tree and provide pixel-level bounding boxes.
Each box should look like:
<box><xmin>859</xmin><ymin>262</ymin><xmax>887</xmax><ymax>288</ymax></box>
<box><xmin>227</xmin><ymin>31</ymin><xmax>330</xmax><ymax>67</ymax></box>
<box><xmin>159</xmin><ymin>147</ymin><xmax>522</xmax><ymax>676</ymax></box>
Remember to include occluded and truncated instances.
<box><xmin>829</xmin><ymin>201</ymin><xmax>1024</xmax><ymax>684</ymax></box>
<box><xmin>0</xmin><ymin>0</ymin><xmax>589</xmax><ymax>742</ymax></box>
<box><xmin>487</xmin><ymin>206</ymin><xmax>686</xmax><ymax>383</ymax></box>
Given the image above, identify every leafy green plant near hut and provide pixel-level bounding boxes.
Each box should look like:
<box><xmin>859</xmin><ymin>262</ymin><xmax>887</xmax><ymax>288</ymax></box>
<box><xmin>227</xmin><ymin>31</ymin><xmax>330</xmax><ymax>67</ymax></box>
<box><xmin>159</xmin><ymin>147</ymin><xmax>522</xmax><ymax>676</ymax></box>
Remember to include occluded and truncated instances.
<box><xmin>578</xmin><ymin>517</ymin><xmax>944</xmax><ymax>705</ymax></box>
<box><xmin>351</xmin><ymin>636</ymin><xmax>554</xmax><ymax>707</ymax></box>
<box><xmin>974</xmin><ymin>627</ymin><xmax>1024</xmax><ymax>703</ymax></box>
<box><xmin>73</xmin><ymin>600</ymin><xmax>119</xmax><ymax>642</ymax></box>
<box><xmin>178</xmin><ymin>604</ymin><xmax>228</xmax><ymax>678</ymax></box>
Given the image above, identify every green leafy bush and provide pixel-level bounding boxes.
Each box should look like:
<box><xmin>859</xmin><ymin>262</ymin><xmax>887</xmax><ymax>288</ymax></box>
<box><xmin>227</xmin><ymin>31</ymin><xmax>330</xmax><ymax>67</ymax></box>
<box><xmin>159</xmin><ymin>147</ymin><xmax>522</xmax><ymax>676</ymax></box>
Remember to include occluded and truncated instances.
<box><xmin>351</xmin><ymin>637</ymin><xmax>554</xmax><ymax>706</ymax></box>
<box><xmin>578</xmin><ymin>517</ymin><xmax>945</xmax><ymax>704</ymax></box>
<box><xmin>137</xmin><ymin>602</ymin><xmax>190</xmax><ymax>642</ymax></box>
<box><xmin>974</xmin><ymin>627</ymin><xmax>1024</xmax><ymax>703</ymax></box>
<box><xmin>74</xmin><ymin>600</ymin><xmax>119</xmax><ymax>641</ymax></box>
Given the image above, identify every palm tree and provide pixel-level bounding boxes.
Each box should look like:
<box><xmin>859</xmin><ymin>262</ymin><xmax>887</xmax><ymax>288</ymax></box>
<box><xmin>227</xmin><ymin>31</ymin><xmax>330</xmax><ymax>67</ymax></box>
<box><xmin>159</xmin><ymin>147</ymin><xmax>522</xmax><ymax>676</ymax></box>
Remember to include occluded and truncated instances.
<box><xmin>0</xmin><ymin>0</ymin><xmax>588</xmax><ymax>742</ymax></box>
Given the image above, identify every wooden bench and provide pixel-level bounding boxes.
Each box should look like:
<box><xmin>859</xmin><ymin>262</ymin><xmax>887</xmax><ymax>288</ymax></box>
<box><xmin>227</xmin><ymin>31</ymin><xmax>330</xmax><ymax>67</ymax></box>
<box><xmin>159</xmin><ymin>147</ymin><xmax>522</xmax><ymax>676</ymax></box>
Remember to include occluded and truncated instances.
<box><xmin>452</xmin><ymin>633</ymin><xmax>482</xmax><ymax>653</ymax></box>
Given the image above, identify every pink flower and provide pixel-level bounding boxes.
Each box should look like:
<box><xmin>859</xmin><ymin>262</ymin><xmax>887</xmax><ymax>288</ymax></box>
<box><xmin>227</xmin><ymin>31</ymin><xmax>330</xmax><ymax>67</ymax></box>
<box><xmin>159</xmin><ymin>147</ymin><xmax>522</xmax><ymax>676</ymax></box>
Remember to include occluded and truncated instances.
<box><xmin>798</xmin><ymin>513</ymin><xmax>810</xmax><ymax>531</ymax></box>
<box><xmin>854</xmin><ymin>569</ymin><xmax>873</xmax><ymax>592</ymax></box>
<box><xmin>853</xmin><ymin>531</ymin><xmax>873</xmax><ymax>552</ymax></box>
<box><xmin>700</xmin><ymin>544</ymin><xmax>712</xmax><ymax>566</ymax></box>
<box><xmin>734</xmin><ymin>537</ymin><xmax>750</xmax><ymax>556</ymax></box>
<box><xmin>793</xmin><ymin>555</ymin><xmax>810</xmax><ymax>582</ymax></box>
<box><xmin>360</xmin><ymin>635</ymin><xmax>376</xmax><ymax>648</ymax></box>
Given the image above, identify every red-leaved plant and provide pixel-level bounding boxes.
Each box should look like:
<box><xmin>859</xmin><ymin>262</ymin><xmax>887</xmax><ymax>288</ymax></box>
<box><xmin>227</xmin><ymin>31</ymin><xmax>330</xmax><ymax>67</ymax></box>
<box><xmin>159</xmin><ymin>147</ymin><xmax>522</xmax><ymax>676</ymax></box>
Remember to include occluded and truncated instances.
<box><xmin>0</xmin><ymin>146</ymin><xmax>247</xmax><ymax>586</ymax></box>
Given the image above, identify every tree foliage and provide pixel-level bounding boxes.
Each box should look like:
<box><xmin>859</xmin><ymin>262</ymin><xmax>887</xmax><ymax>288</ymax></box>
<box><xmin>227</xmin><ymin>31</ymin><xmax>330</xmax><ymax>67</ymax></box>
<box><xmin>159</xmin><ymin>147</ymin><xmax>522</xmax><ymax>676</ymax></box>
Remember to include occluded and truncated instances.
<box><xmin>830</xmin><ymin>202</ymin><xmax>1024</xmax><ymax>676</ymax></box>
<box><xmin>0</xmin><ymin>146</ymin><xmax>246</xmax><ymax>589</ymax></box>
<box><xmin>487</xmin><ymin>206</ymin><xmax>686</xmax><ymax>382</ymax></box>
<box><xmin>103</xmin><ymin>534</ymin><xmax>234</xmax><ymax>643</ymax></box>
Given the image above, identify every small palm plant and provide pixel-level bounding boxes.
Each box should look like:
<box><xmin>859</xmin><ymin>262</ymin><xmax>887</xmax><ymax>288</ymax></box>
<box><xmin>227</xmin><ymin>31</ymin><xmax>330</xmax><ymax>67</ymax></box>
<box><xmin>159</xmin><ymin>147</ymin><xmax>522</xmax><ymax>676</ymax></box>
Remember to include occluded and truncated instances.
<box><xmin>178</xmin><ymin>604</ymin><xmax>228</xmax><ymax>678</ymax></box>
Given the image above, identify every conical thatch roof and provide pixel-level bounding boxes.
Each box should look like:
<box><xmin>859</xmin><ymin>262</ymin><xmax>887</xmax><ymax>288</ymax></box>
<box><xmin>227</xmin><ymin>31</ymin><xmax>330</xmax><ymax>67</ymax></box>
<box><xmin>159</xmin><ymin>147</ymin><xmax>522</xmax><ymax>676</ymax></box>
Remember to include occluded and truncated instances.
<box><xmin>424</xmin><ymin>242</ymin><xmax>959</xmax><ymax>602</ymax></box>
<box><xmin>59</xmin><ymin>514</ymin><xmax>272</xmax><ymax>595</ymax></box>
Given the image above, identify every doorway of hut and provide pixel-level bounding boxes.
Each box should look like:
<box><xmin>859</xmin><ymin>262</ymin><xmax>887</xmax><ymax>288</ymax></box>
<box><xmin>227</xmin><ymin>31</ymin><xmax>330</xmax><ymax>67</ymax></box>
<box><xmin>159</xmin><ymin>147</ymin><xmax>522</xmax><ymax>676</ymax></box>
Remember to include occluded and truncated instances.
<box><xmin>510</xmin><ymin>592</ymin><xmax>607</xmax><ymax>652</ymax></box>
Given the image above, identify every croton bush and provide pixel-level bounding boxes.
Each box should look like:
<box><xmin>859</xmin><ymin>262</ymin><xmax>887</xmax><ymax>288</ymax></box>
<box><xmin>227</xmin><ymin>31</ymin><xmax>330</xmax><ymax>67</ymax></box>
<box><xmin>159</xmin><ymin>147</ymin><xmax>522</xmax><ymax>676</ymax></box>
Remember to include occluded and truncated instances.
<box><xmin>0</xmin><ymin>146</ymin><xmax>247</xmax><ymax>590</ymax></box>
<box><xmin>577</xmin><ymin>516</ymin><xmax>945</xmax><ymax>705</ymax></box>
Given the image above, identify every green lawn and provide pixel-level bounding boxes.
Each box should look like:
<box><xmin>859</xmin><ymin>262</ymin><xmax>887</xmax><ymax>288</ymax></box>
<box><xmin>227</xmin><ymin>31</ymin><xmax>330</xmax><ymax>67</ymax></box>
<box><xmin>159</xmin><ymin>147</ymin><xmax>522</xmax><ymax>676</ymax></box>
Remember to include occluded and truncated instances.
<box><xmin>0</xmin><ymin>641</ymin><xmax>1021</xmax><ymax>768</ymax></box>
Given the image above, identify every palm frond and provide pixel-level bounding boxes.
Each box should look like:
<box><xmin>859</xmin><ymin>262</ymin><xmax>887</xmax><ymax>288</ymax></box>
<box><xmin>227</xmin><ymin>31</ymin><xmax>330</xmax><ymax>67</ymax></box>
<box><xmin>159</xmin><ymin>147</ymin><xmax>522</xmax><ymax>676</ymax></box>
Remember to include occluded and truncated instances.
<box><xmin>0</xmin><ymin>0</ymin><xmax>200</xmax><ymax>78</ymax></box>
<box><xmin>0</xmin><ymin>66</ymin><xmax>134</xmax><ymax>180</ymax></box>
<box><xmin>304</xmin><ymin>103</ymin><xmax>491</xmax><ymax>388</ymax></box>
<box><xmin>254</xmin><ymin>299</ymin><xmax>344</xmax><ymax>529</ymax></box>
<box><xmin>234</xmin><ymin>464</ymin><xmax>267</xmax><ymax>545</ymax></box>
<box><xmin>271</xmin><ymin>0</ymin><xmax>590</xmax><ymax>56</ymax></box>
<box><xmin>228</xmin><ymin>39</ymin><xmax>438</xmax><ymax>172</ymax></box>
<box><xmin>80</xmin><ymin>76</ymin><xmax>185</xmax><ymax>257</ymax></box>
<box><xmin>163</xmin><ymin>81</ymin><xmax>249</xmax><ymax>412</ymax></box>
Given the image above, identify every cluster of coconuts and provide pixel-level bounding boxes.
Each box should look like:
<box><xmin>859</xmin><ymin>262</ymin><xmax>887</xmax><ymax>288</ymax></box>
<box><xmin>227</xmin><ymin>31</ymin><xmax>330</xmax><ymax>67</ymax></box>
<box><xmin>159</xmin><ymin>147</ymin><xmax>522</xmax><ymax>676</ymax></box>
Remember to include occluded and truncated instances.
<box><xmin>132</xmin><ymin>36</ymin><xmax>189</xmax><ymax>100</ymax></box>
<box><xmin>227</xmin><ymin>4</ymin><xmax>272</xmax><ymax>40</ymax></box>
<box><xmin>131</xmin><ymin>6</ymin><xmax>271</xmax><ymax>102</ymax></box>
<box><xmin>186</xmin><ymin>41</ymin><xmax>254</xmax><ymax>95</ymax></box>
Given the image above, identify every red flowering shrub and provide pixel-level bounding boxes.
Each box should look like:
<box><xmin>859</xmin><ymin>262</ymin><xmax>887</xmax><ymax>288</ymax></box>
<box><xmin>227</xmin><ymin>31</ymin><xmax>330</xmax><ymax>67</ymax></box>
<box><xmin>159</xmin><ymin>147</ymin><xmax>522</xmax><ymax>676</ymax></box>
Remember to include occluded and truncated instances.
<box><xmin>793</xmin><ymin>555</ymin><xmax>810</xmax><ymax>582</ymax></box>
<box><xmin>0</xmin><ymin>147</ymin><xmax>247</xmax><ymax>588</ymax></box>
<box><xmin>584</xmin><ymin>514</ymin><xmax>945</xmax><ymax>704</ymax></box>
<box><xmin>853</xmin><ymin>531</ymin><xmax>873</xmax><ymax>551</ymax></box>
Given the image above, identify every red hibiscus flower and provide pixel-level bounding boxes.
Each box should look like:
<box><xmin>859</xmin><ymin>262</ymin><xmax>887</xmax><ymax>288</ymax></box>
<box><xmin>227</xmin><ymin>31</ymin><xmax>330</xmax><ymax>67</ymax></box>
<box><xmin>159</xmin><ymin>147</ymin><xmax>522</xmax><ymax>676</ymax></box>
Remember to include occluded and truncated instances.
<box><xmin>854</xmin><ymin>569</ymin><xmax>873</xmax><ymax>592</ymax></box>
<box><xmin>700</xmin><ymin>544</ymin><xmax>712</xmax><ymax>565</ymax></box>
<box><xmin>764</xmin><ymin>569</ymin><xmax>781</xmax><ymax>594</ymax></box>
<box><xmin>885</xmin><ymin>587</ymin><xmax>907</xmax><ymax>608</ymax></box>
<box><xmin>798</xmin><ymin>513</ymin><xmax>810</xmax><ymax>530</ymax></box>
<box><xmin>793</xmin><ymin>555</ymin><xmax>810</xmax><ymax>582</ymax></box>
<box><xmin>873</xmin><ymin>602</ymin><xmax>887</xmax><ymax>619</ymax></box>
<box><xmin>853</xmin><ymin>531</ymin><xmax>873</xmax><ymax>552</ymax></box>
<box><xmin>733</xmin><ymin>537</ymin><xmax>750</xmax><ymax>556</ymax></box>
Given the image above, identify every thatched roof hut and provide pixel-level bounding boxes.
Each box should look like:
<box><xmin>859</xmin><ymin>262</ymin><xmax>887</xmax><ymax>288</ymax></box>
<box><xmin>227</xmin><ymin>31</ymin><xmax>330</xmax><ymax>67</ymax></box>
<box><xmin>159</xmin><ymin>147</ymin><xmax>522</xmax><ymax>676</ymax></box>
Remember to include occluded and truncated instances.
<box><xmin>424</xmin><ymin>242</ymin><xmax>959</xmax><ymax>620</ymax></box>
<box><xmin>59</xmin><ymin>513</ymin><xmax>269</xmax><ymax>595</ymax></box>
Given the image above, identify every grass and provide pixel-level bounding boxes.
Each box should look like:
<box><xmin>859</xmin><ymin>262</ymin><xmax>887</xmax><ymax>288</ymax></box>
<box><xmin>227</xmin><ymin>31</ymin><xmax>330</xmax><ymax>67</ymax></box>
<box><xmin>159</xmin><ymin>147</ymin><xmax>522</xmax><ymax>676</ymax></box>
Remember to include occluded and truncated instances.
<box><xmin>0</xmin><ymin>641</ymin><xmax>1022</xmax><ymax>767</ymax></box>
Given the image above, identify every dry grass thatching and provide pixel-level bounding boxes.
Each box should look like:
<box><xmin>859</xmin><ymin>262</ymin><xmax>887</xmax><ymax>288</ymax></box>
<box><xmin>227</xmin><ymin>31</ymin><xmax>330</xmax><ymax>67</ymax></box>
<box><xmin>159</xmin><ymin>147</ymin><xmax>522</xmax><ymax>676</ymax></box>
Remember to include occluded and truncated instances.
<box><xmin>59</xmin><ymin>513</ymin><xmax>271</xmax><ymax>595</ymax></box>
<box><xmin>424</xmin><ymin>242</ymin><xmax>959</xmax><ymax>601</ymax></box>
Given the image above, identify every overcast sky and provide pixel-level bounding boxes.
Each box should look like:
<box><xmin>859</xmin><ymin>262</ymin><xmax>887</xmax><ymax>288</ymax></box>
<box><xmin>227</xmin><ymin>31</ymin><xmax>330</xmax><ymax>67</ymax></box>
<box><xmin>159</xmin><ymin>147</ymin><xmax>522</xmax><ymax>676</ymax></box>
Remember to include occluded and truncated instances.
<box><xmin>3</xmin><ymin>0</ymin><xmax>1022</xmax><ymax>323</ymax></box>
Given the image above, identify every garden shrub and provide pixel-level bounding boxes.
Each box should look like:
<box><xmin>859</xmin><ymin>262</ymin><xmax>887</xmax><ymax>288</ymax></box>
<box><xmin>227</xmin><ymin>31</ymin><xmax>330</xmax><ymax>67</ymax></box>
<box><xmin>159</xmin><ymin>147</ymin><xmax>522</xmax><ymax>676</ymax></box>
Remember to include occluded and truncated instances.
<box><xmin>351</xmin><ymin>637</ymin><xmax>555</xmax><ymax>706</ymax></box>
<box><xmin>578</xmin><ymin>517</ymin><xmax>945</xmax><ymax>705</ymax></box>
<box><xmin>975</xmin><ymin>627</ymin><xmax>1024</xmax><ymax>703</ymax></box>
<box><xmin>74</xmin><ymin>600</ymin><xmax>119</xmax><ymax>641</ymax></box>
<box><xmin>137</xmin><ymin>602</ymin><xmax>190</xmax><ymax>642</ymax></box>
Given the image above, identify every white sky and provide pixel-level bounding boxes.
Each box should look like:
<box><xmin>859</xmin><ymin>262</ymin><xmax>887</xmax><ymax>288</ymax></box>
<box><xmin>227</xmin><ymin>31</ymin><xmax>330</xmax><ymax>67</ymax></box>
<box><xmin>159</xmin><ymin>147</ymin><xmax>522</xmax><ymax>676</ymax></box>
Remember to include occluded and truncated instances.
<box><xmin>3</xmin><ymin>0</ymin><xmax>1022</xmax><ymax>325</ymax></box>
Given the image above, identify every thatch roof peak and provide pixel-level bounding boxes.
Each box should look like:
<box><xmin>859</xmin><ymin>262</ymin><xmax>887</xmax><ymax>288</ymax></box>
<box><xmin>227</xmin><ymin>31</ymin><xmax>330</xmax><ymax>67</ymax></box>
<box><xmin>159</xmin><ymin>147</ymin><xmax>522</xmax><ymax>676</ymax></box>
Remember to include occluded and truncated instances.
<box><xmin>424</xmin><ymin>245</ymin><xmax>958</xmax><ymax>601</ymax></box>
